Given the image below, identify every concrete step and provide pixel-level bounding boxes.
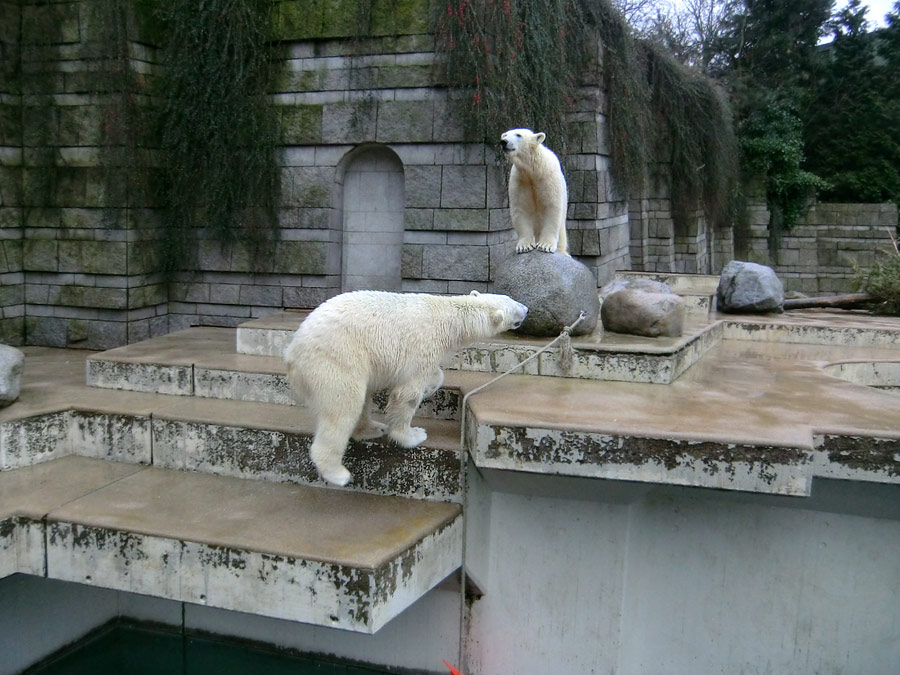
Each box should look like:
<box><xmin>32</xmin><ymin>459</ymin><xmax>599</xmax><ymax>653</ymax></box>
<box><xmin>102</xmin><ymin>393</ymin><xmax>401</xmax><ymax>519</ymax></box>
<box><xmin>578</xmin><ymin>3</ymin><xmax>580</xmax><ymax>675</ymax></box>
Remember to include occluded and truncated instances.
<box><xmin>1</xmin><ymin>395</ymin><xmax>462</xmax><ymax>503</ymax></box>
<box><xmin>235</xmin><ymin>313</ymin><xmax>724</xmax><ymax>385</ymax></box>
<box><xmin>0</xmin><ymin>456</ymin><xmax>461</xmax><ymax>634</ymax></box>
<box><xmin>86</xmin><ymin>327</ymin><xmax>480</xmax><ymax>420</ymax></box>
<box><xmin>3</xmin><ymin>347</ymin><xmax>463</xmax><ymax>501</ymax></box>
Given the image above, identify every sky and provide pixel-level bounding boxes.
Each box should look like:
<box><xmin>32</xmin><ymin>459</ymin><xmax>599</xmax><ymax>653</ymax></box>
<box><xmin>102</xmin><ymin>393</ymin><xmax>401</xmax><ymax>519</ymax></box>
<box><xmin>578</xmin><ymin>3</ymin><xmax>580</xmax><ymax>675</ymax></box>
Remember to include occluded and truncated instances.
<box><xmin>852</xmin><ymin>0</ymin><xmax>896</xmax><ymax>26</ymax></box>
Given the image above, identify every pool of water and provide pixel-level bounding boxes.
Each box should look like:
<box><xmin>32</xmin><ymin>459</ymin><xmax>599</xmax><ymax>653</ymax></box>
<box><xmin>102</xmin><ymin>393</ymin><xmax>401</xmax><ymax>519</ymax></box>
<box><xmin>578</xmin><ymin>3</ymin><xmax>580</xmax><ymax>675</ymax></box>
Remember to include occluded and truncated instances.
<box><xmin>25</xmin><ymin>624</ymin><xmax>391</xmax><ymax>674</ymax></box>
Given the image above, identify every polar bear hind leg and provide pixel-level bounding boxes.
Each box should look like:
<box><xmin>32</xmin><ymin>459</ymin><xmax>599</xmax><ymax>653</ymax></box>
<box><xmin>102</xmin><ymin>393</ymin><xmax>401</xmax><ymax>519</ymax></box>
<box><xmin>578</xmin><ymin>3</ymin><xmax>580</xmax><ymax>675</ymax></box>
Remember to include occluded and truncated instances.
<box><xmin>307</xmin><ymin>382</ymin><xmax>367</xmax><ymax>486</ymax></box>
<box><xmin>351</xmin><ymin>387</ymin><xmax>388</xmax><ymax>440</ymax></box>
<box><xmin>422</xmin><ymin>367</ymin><xmax>444</xmax><ymax>399</ymax></box>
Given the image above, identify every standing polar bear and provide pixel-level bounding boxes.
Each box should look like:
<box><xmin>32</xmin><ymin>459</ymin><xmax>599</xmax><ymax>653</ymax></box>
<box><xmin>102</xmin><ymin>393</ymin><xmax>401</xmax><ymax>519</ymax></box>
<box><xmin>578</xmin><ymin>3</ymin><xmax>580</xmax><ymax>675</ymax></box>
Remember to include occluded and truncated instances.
<box><xmin>500</xmin><ymin>128</ymin><xmax>569</xmax><ymax>255</ymax></box>
<box><xmin>284</xmin><ymin>290</ymin><xmax>529</xmax><ymax>486</ymax></box>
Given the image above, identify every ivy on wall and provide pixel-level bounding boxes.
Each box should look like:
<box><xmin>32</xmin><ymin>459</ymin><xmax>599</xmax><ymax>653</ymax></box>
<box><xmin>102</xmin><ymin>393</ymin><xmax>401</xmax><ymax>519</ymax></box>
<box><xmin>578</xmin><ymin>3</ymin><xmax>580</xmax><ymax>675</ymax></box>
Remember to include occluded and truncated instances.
<box><xmin>154</xmin><ymin>0</ymin><xmax>281</xmax><ymax>276</ymax></box>
<box><xmin>433</xmin><ymin>0</ymin><xmax>739</xmax><ymax>229</ymax></box>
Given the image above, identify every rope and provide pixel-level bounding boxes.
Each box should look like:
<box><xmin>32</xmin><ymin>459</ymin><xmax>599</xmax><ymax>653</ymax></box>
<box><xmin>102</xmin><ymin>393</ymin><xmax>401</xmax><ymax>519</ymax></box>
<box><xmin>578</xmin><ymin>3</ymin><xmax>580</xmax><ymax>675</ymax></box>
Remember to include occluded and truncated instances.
<box><xmin>455</xmin><ymin>311</ymin><xmax>586</xmax><ymax>671</ymax></box>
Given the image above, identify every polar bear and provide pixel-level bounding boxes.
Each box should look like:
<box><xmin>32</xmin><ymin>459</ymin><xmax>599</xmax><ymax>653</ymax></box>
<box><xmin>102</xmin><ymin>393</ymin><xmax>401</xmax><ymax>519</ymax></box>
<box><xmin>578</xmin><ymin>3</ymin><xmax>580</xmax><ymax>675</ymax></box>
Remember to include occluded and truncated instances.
<box><xmin>500</xmin><ymin>128</ymin><xmax>569</xmax><ymax>255</ymax></box>
<box><xmin>284</xmin><ymin>290</ymin><xmax>528</xmax><ymax>486</ymax></box>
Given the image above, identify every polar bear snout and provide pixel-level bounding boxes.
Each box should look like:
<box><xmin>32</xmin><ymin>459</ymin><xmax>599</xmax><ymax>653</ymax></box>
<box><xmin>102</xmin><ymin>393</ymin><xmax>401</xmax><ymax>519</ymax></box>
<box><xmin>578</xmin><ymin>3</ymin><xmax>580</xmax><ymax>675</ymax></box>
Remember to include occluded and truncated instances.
<box><xmin>509</xmin><ymin>301</ymin><xmax>528</xmax><ymax>330</ymax></box>
<box><xmin>500</xmin><ymin>129</ymin><xmax>523</xmax><ymax>154</ymax></box>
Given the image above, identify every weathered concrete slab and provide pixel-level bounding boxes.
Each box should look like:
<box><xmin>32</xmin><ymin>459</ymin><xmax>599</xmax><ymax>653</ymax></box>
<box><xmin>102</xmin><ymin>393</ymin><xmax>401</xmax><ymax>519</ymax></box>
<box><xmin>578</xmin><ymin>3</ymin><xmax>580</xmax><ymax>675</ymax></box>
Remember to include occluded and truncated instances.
<box><xmin>237</xmin><ymin>312</ymin><xmax>722</xmax><ymax>384</ymax></box>
<box><xmin>151</xmin><ymin>416</ymin><xmax>462</xmax><ymax>502</ymax></box>
<box><xmin>0</xmin><ymin>457</ymin><xmax>144</xmax><ymax>578</ymax></box>
<box><xmin>87</xmin><ymin>327</ymin><xmax>464</xmax><ymax>419</ymax></box>
<box><xmin>467</xmin><ymin>419</ymin><xmax>813</xmax><ymax>495</ymax></box>
<box><xmin>34</xmin><ymin>462</ymin><xmax>462</xmax><ymax>633</ymax></box>
<box><xmin>237</xmin><ymin>310</ymin><xmax>308</xmax><ymax>356</ymax></box>
<box><xmin>1</xmin><ymin>410</ymin><xmax>151</xmax><ymax>471</ymax></box>
<box><xmin>463</xmin><ymin>336</ymin><xmax>900</xmax><ymax>495</ymax></box>
<box><xmin>724</xmin><ymin>310</ymin><xmax>900</xmax><ymax>348</ymax></box>
<box><xmin>823</xmin><ymin>361</ymin><xmax>900</xmax><ymax>393</ymax></box>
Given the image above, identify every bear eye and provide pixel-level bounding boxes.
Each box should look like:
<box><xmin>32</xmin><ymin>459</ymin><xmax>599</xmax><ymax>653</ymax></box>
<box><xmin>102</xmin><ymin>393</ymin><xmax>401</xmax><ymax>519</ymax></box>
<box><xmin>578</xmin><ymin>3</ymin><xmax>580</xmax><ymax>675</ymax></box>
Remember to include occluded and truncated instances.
<box><xmin>515</xmin><ymin>133</ymin><xmax>522</xmax><ymax>137</ymax></box>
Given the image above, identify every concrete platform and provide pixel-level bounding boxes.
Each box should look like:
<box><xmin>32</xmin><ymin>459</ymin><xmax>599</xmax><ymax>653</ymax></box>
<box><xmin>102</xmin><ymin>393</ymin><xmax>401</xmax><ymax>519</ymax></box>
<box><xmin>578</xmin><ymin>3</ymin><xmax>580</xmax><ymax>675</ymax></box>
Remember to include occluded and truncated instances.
<box><xmin>465</xmin><ymin>334</ymin><xmax>900</xmax><ymax>495</ymax></box>
<box><xmin>235</xmin><ymin>311</ymin><xmax>723</xmax><ymax>384</ymax></box>
<box><xmin>2</xmin><ymin>347</ymin><xmax>462</xmax><ymax>501</ymax></box>
<box><xmin>0</xmin><ymin>456</ymin><xmax>461</xmax><ymax>633</ymax></box>
<box><xmin>86</xmin><ymin>326</ymin><xmax>475</xmax><ymax>419</ymax></box>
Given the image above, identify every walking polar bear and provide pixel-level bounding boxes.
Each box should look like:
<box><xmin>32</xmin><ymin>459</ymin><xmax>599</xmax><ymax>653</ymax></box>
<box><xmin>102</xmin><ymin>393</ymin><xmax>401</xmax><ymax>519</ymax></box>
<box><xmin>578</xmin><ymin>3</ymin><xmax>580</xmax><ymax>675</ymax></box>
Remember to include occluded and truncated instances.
<box><xmin>500</xmin><ymin>128</ymin><xmax>569</xmax><ymax>255</ymax></box>
<box><xmin>284</xmin><ymin>290</ymin><xmax>529</xmax><ymax>486</ymax></box>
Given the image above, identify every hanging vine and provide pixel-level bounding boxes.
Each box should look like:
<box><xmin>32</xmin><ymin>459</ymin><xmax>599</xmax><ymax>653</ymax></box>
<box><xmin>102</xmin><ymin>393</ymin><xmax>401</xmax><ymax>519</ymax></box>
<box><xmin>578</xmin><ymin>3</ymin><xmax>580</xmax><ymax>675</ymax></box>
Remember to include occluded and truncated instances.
<box><xmin>433</xmin><ymin>0</ymin><xmax>739</xmax><ymax>229</ymax></box>
<box><xmin>154</xmin><ymin>0</ymin><xmax>281</xmax><ymax>276</ymax></box>
<box><xmin>642</xmin><ymin>40</ymin><xmax>739</xmax><ymax>229</ymax></box>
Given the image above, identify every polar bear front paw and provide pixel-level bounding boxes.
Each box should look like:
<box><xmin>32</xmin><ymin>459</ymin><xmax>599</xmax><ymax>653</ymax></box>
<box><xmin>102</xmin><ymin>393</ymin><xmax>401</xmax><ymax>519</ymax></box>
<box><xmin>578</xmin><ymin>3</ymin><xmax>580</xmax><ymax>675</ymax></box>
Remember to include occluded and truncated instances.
<box><xmin>319</xmin><ymin>464</ymin><xmax>353</xmax><ymax>487</ymax></box>
<box><xmin>515</xmin><ymin>240</ymin><xmax>536</xmax><ymax>253</ymax></box>
<box><xmin>390</xmin><ymin>426</ymin><xmax>428</xmax><ymax>448</ymax></box>
<box><xmin>534</xmin><ymin>240</ymin><xmax>558</xmax><ymax>253</ymax></box>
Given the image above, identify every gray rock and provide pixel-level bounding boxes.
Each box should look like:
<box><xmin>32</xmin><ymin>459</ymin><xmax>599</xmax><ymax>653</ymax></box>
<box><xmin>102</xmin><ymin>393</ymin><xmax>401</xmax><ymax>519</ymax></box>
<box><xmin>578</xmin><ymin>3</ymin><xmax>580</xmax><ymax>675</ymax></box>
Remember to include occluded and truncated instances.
<box><xmin>0</xmin><ymin>344</ymin><xmax>25</xmax><ymax>408</ymax></box>
<box><xmin>717</xmin><ymin>261</ymin><xmax>784</xmax><ymax>313</ymax></box>
<box><xmin>601</xmin><ymin>289</ymin><xmax>685</xmax><ymax>337</ymax></box>
<box><xmin>600</xmin><ymin>278</ymin><xmax>673</xmax><ymax>299</ymax></box>
<box><xmin>492</xmin><ymin>251</ymin><xmax>599</xmax><ymax>337</ymax></box>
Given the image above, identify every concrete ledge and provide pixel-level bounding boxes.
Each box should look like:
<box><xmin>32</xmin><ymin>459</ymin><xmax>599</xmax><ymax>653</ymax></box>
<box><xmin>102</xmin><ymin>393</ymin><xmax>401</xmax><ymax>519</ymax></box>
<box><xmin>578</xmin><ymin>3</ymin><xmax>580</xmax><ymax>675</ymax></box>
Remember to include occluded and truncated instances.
<box><xmin>237</xmin><ymin>312</ymin><xmax>723</xmax><ymax>384</ymax></box>
<box><xmin>467</xmin><ymin>419</ymin><xmax>814</xmax><ymax>496</ymax></box>
<box><xmin>1</xmin><ymin>457</ymin><xmax>462</xmax><ymax>634</ymax></box>
<box><xmin>87</xmin><ymin>326</ymin><xmax>463</xmax><ymax>419</ymax></box>
<box><xmin>723</xmin><ymin>311</ymin><xmax>900</xmax><ymax>348</ymax></box>
<box><xmin>0</xmin><ymin>408</ymin><xmax>461</xmax><ymax>502</ymax></box>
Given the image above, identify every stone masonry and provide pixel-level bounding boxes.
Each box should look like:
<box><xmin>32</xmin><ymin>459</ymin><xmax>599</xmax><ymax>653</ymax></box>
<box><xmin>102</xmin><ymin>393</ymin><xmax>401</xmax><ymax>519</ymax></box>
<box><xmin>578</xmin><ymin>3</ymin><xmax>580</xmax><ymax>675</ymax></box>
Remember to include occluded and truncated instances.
<box><xmin>1</xmin><ymin>0</ymin><xmax>894</xmax><ymax>348</ymax></box>
<box><xmin>745</xmin><ymin>202</ymin><xmax>898</xmax><ymax>295</ymax></box>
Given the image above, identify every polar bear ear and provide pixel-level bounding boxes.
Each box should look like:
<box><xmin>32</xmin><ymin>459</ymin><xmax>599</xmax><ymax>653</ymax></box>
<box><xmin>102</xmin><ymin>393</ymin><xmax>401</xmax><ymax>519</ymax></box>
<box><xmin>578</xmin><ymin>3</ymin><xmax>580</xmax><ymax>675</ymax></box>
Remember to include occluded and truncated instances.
<box><xmin>469</xmin><ymin>290</ymin><xmax>480</xmax><ymax>296</ymax></box>
<box><xmin>535</xmin><ymin>132</ymin><xmax>546</xmax><ymax>144</ymax></box>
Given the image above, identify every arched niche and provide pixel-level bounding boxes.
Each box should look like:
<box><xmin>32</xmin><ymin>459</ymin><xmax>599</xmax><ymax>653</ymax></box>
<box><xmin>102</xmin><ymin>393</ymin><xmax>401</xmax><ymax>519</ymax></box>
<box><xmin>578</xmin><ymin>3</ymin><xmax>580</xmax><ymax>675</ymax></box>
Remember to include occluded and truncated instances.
<box><xmin>336</xmin><ymin>144</ymin><xmax>405</xmax><ymax>292</ymax></box>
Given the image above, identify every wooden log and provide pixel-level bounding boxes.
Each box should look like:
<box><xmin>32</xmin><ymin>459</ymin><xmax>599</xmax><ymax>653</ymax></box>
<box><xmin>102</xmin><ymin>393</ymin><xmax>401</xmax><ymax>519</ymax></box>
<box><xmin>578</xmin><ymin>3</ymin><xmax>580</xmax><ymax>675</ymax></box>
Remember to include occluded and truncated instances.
<box><xmin>783</xmin><ymin>293</ymin><xmax>872</xmax><ymax>310</ymax></box>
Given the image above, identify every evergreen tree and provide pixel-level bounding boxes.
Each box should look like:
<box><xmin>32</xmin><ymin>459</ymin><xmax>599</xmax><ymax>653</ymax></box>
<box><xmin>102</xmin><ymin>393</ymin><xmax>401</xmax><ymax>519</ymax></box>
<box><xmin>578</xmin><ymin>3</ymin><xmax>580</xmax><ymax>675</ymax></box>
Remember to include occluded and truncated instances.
<box><xmin>718</xmin><ymin>0</ymin><xmax>833</xmax><ymax>236</ymax></box>
<box><xmin>803</xmin><ymin>1</ymin><xmax>900</xmax><ymax>203</ymax></box>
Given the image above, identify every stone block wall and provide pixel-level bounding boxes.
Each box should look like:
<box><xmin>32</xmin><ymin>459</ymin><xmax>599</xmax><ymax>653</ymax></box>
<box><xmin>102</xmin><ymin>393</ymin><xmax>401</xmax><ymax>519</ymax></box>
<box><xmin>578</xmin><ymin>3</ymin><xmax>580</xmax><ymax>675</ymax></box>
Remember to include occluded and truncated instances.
<box><xmin>2</xmin><ymin>0</ymin><xmax>170</xmax><ymax>349</ymax></box>
<box><xmin>1</xmin><ymin>0</ymin><xmax>704</xmax><ymax>348</ymax></box>
<box><xmin>167</xmin><ymin>0</ymin><xmax>631</xmax><ymax>331</ymax></box>
<box><xmin>628</xmin><ymin>167</ymin><xmax>729</xmax><ymax>275</ymax></box>
<box><xmin>745</xmin><ymin>202</ymin><xmax>898</xmax><ymax>295</ymax></box>
<box><xmin>0</xmin><ymin>1</ymin><xmax>24</xmax><ymax>345</ymax></box>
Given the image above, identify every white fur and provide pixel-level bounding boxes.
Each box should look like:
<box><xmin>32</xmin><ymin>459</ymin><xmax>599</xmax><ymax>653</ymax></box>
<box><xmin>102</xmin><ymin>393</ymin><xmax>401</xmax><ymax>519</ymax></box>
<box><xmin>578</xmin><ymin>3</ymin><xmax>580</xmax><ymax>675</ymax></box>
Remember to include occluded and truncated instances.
<box><xmin>500</xmin><ymin>128</ymin><xmax>569</xmax><ymax>255</ymax></box>
<box><xmin>284</xmin><ymin>290</ymin><xmax>529</xmax><ymax>486</ymax></box>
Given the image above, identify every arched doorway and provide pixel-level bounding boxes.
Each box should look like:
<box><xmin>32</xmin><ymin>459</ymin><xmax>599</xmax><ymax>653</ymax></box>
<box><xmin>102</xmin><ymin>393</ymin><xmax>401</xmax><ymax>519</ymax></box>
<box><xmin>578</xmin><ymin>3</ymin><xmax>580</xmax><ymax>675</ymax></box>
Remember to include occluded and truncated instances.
<box><xmin>340</xmin><ymin>145</ymin><xmax>404</xmax><ymax>292</ymax></box>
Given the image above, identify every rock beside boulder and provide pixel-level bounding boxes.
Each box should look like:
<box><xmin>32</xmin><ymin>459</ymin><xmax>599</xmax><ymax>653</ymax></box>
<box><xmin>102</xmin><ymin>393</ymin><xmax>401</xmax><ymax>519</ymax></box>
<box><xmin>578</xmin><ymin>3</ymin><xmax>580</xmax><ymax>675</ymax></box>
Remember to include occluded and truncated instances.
<box><xmin>0</xmin><ymin>344</ymin><xmax>24</xmax><ymax>408</ymax></box>
<box><xmin>600</xmin><ymin>277</ymin><xmax>673</xmax><ymax>299</ymax></box>
<box><xmin>492</xmin><ymin>251</ymin><xmax>599</xmax><ymax>337</ymax></box>
<box><xmin>716</xmin><ymin>260</ymin><xmax>784</xmax><ymax>313</ymax></box>
<box><xmin>601</xmin><ymin>289</ymin><xmax>685</xmax><ymax>338</ymax></box>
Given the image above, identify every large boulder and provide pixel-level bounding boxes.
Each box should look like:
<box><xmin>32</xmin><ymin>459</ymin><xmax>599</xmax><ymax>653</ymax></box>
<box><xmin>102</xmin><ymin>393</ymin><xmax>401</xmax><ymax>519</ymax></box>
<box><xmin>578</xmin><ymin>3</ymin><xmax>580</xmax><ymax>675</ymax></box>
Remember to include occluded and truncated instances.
<box><xmin>717</xmin><ymin>260</ymin><xmax>784</xmax><ymax>313</ymax></box>
<box><xmin>0</xmin><ymin>344</ymin><xmax>24</xmax><ymax>408</ymax></box>
<box><xmin>601</xmin><ymin>289</ymin><xmax>685</xmax><ymax>338</ymax></box>
<box><xmin>492</xmin><ymin>251</ymin><xmax>599</xmax><ymax>337</ymax></box>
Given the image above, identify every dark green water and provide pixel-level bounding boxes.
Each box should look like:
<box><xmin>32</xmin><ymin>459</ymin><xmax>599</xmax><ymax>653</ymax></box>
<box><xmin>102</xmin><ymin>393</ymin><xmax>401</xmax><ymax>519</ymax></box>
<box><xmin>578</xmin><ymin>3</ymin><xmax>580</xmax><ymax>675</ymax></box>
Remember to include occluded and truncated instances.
<box><xmin>26</xmin><ymin>624</ymin><xmax>391</xmax><ymax>674</ymax></box>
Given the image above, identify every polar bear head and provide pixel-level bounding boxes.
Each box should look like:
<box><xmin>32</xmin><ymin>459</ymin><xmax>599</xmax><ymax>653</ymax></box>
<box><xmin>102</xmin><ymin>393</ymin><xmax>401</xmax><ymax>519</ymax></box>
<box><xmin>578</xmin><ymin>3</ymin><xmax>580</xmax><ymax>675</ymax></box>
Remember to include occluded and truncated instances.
<box><xmin>468</xmin><ymin>290</ymin><xmax>529</xmax><ymax>332</ymax></box>
<box><xmin>500</xmin><ymin>128</ymin><xmax>546</xmax><ymax>159</ymax></box>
